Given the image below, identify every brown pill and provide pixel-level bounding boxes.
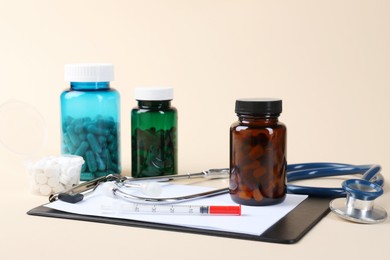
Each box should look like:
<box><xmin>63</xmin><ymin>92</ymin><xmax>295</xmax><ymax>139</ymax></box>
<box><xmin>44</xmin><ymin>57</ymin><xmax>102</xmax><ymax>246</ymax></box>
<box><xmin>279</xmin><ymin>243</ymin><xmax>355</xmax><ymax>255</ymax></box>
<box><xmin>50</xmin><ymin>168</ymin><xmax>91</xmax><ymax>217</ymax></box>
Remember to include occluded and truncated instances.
<box><xmin>248</xmin><ymin>145</ymin><xmax>265</xmax><ymax>160</ymax></box>
<box><xmin>253</xmin><ymin>166</ymin><xmax>266</xmax><ymax>178</ymax></box>
<box><xmin>253</xmin><ymin>188</ymin><xmax>263</xmax><ymax>202</ymax></box>
<box><xmin>238</xmin><ymin>190</ymin><xmax>252</xmax><ymax>200</ymax></box>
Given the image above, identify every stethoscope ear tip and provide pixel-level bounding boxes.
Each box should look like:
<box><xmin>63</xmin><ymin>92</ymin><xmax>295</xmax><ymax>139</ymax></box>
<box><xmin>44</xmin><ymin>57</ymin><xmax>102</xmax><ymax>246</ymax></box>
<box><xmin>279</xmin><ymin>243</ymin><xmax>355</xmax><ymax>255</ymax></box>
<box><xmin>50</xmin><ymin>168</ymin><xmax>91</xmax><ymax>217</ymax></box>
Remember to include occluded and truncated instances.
<box><xmin>330</xmin><ymin>179</ymin><xmax>387</xmax><ymax>224</ymax></box>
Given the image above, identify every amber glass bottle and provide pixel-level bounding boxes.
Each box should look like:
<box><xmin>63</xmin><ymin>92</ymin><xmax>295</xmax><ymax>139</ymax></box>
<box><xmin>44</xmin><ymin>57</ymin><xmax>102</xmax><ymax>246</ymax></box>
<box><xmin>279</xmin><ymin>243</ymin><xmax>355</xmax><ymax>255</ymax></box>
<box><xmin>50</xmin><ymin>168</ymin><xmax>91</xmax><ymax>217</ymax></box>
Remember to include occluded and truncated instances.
<box><xmin>230</xmin><ymin>98</ymin><xmax>286</xmax><ymax>206</ymax></box>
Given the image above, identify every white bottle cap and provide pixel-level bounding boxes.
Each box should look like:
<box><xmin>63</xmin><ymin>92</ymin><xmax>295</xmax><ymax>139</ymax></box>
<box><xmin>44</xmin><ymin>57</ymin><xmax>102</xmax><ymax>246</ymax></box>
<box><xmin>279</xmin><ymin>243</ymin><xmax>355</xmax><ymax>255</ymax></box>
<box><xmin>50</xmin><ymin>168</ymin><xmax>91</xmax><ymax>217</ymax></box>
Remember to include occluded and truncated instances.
<box><xmin>134</xmin><ymin>87</ymin><xmax>174</xmax><ymax>101</ymax></box>
<box><xmin>64</xmin><ymin>63</ymin><xmax>114</xmax><ymax>82</ymax></box>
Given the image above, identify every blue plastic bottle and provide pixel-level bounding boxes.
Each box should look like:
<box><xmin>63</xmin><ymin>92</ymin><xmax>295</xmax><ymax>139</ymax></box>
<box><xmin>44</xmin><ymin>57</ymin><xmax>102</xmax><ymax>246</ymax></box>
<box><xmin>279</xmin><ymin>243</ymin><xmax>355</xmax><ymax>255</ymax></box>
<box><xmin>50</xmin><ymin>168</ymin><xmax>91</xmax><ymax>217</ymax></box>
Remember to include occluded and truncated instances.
<box><xmin>61</xmin><ymin>63</ymin><xmax>121</xmax><ymax>181</ymax></box>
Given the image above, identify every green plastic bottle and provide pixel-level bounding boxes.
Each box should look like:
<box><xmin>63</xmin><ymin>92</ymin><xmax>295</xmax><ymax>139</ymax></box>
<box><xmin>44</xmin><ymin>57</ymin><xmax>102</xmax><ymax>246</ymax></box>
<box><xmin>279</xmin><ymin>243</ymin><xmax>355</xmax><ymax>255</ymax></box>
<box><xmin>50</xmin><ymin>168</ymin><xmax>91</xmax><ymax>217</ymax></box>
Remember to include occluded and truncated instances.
<box><xmin>131</xmin><ymin>87</ymin><xmax>177</xmax><ymax>178</ymax></box>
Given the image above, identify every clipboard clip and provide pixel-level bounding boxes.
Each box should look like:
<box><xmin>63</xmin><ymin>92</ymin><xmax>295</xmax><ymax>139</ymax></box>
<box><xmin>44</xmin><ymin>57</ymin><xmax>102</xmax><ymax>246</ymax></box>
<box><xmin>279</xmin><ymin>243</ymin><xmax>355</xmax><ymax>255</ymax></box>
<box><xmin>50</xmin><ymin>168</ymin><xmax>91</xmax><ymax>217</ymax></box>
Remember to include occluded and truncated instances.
<box><xmin>49</xmin><ymin>174</ymin><xmax>122</xmax><ymax>203</ymax></box>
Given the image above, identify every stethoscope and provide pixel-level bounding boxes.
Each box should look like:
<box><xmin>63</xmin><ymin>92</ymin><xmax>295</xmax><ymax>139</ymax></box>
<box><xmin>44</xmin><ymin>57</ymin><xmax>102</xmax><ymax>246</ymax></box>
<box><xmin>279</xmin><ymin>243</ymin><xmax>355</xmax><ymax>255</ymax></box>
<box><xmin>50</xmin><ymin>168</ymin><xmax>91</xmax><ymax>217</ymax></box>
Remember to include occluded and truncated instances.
<box><xmin>49</xmin><ymin>162</ymin><xmax>387</xmax><ymax>224</ymax></box>
<box><xmin>287</xmin><ymin>163</ymin><xmax>387</xmax><ymax>224</ymax></box>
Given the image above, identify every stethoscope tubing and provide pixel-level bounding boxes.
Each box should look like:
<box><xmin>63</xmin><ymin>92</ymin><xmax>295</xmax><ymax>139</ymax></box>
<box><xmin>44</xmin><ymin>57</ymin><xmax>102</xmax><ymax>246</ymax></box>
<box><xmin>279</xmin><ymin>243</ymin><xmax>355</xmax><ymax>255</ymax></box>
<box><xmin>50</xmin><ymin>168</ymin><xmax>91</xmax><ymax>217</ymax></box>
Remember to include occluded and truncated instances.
<box><xmin>52</xmin><ymin>162</ymin><xmax>384</xmax><ymax>203</ymax></box>
<box><xmin>286</xmin><ymin>163</ymin><xmax>384</xmax><ymax>198</ymax></box>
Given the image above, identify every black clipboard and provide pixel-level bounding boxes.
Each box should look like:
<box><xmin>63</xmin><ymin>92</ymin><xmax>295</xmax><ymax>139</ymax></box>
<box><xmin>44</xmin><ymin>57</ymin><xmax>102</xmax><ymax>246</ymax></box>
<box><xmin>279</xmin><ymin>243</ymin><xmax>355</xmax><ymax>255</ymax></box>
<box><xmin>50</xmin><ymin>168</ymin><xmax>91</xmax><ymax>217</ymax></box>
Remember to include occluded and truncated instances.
<box><xmin>27</xmin><ymin>197</ymin><xmax>330</xmax><ymax>244</ymax></box>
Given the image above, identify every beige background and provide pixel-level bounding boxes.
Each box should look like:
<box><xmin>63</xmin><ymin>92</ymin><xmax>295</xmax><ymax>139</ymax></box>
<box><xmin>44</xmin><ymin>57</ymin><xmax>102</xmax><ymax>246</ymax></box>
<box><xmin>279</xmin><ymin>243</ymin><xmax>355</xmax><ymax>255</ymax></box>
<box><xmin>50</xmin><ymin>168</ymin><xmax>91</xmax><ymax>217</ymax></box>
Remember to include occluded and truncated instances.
<box><xmin>1</xmin><ymin>0</ymin><xmax>389</xmax><ymax>259</ymax></box>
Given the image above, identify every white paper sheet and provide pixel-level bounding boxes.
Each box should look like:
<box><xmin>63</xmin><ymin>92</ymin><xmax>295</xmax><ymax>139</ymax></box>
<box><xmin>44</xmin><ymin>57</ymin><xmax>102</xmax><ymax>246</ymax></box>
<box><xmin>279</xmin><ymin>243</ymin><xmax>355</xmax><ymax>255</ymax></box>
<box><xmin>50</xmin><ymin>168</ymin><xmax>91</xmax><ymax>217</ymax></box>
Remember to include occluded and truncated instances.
<box><xmin>45</xmin><ymin>183</ymin><xmax>307</xmax><ymax>236</ymax></box>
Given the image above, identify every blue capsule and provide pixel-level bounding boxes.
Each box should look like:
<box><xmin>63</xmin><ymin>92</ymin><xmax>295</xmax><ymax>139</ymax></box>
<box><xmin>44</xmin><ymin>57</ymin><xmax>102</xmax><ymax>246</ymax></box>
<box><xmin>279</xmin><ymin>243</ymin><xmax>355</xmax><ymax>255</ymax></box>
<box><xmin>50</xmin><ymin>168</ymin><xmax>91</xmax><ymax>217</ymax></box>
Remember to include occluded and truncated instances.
<box><xmin>63</xmin><ymin>133</ymin><xmax>76</xmax><ymax>154</ymax></box>
<box><xmin>67</xmin><ymin>126</ymin><xmax>81</xmax><ymax>147</ymax></box>
<box><xmin>87</xmin><ymin>125</ymin><xmax>110</xmax><ymax>136</ymax></box>
<box><xmin>62</xmin><ymin>115</ymin><xmax>120</xmax><ymax>181</ymax></box>
<box><xmin>101</xmin><ymin>148</ymin><xmax>112</xmax><ymax>170</ymax></box>
<box><xmin>95</xmin><ymin>171</ymin><xmax>109</xmax><ymax>178</ymax></box>
<box><xmin>87</xmin><ymin>133</ymin><xmax>102</xmax><ymax>154</ymax></box>
<box><xmin>81</xmin><ymin>172</ymin><xmax>95</xmax><ymax>181</ymax></box>
<box><xmin>98</xmin><ymin>136</ymin><xmax>107</xmax><ymax>145</ymax></box>
<box><xmin>95</xmin><ymin>153</ymin><xmax>106</xmax><ymax>171</ymax></box>
<box><xmin>85</xmin><ymin>150</ymin><xmax>97</xmax><ymax>173</ymax></box>
<box><xmin>75</xmin><ymin>141</ymin><xmax>89</xmax><ymax>157</ymax></box>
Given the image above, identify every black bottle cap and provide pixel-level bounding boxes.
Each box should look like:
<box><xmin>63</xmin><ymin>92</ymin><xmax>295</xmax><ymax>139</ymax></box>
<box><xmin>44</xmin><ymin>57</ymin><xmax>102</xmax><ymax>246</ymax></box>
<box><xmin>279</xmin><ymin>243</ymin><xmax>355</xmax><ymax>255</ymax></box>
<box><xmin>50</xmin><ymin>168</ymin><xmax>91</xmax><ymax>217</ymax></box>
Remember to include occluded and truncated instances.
<box><xmin>235</xmin><ymin>98</ymin><xmax>282</xmax><ymax>115</ymax></box>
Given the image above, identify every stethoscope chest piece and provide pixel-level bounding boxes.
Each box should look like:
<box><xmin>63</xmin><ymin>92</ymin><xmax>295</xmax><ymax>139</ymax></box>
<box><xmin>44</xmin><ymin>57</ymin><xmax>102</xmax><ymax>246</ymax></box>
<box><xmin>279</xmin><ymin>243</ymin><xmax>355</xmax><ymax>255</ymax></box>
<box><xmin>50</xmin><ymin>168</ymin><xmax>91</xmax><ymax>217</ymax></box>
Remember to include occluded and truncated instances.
<box><xmin>330</xmin><ymin>179</ymin><xmax>387</xmax><ymax>224</ymax></box>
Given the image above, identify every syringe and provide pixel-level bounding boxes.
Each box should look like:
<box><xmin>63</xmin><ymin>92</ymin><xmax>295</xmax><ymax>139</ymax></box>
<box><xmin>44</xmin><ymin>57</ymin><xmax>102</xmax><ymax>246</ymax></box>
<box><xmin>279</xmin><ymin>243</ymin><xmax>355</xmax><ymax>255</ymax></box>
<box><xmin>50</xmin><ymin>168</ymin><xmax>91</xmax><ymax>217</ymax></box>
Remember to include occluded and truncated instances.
<box><xmin>101</xmin><ymin>202</ymin><xmax>241</xmax><ymax>216</ymax></box>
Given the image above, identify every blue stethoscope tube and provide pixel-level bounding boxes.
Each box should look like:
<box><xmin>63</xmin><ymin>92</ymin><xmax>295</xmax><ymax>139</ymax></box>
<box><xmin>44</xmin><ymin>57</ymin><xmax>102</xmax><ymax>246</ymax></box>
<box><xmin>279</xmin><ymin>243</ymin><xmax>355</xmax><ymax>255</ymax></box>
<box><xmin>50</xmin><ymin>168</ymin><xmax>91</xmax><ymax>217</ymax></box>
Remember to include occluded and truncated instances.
<box><xmin>287</xmin><ymin>163</ymin><xmax>384</xmax><ymax>198</ymax></box>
